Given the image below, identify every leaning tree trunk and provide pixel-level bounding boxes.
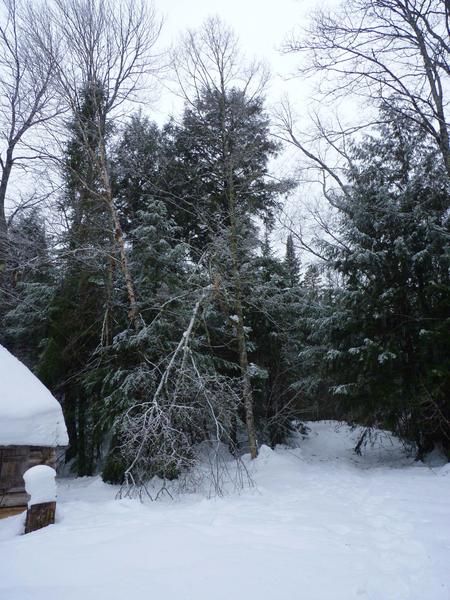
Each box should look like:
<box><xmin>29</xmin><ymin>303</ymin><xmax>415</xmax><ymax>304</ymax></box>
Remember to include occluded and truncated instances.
<box><xmin>98</xmin><ymin>138</ymin><xmax>140</xmax><ymax>328</ymax></box>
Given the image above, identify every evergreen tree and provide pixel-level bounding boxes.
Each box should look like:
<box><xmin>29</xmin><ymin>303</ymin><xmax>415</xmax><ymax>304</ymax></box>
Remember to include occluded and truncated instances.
<box><xmin>303</xmin><ymin>264</ymin><xmax>321</xmax><ymax>293</ymax></box>
<box><xmin>164</xmin><ymin>88</ymin><xmax>285</xmax><ymax>251</ymax></box>
<box><xmin>3</xmin><ymin>209</ymin><xmax>55</xmax><ymax>368</ymax></box>
<box><xmin>112</xmin><ymin>113</ymin><xmax>163</xmax><ymax>232</ymax></box>
<box><xmin>39</xmin><ymin>81</ymin><xmax>114</xmax><ymax>475</ymax></box>
<box><xmin>248</xmin><ymin>232</ymin><xmax>305</xmax><ymax>446</ymax></box>
<box><xmin>297</xmin><ymin>112</ymin><xmax>450</xmax><ymax>456</ymax></box>
<box><xmin>168</xmin><ymin>83</ymin><xmax>292</xmax><ymax>457</ymax></box>
<box><xmin>97</xmin><ymin>195</ymin><xmax>192</xmax><ymax>483</ymax></box>
<box><xmin>284</xmin><ymin>233</ymin><xmax>300</xmax><ymax>287</ymax></box>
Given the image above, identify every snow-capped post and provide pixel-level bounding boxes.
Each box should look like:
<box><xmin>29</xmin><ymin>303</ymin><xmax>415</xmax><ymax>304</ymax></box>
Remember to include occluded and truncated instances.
<box><xmin>23</xmin><ymin>465</ymin><xmax>57</xmax><ymax>533</ymax></box>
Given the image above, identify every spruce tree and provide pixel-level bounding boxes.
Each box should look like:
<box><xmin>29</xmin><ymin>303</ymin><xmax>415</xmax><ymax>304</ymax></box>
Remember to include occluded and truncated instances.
<box><xmin>167</xmin><ymin>85</ymin><xmax>292</xmax><ymax>456</ymax></box>
<box><xmin>284</xmin><ymin>233</ymin><xmax>300</xmax><ymax>287</ymax></box>
<box><xmin>296</xmin><ymin>112</ymin><xmax>450</xmax><ymax>455</ymax></box>
<box><xmin>39</xmin><ymin>81</ymin><xmax>113</xmax><ymax>475</ymax></box>
<box><xmin>3</xmin><ymin>209</ymin><xmax>55</xmax><ymax>368</ymax></box>
<box><xmin>248</xmin><ymin>231</ymin><xmax>305</xmax><ymax>446</ymax></box>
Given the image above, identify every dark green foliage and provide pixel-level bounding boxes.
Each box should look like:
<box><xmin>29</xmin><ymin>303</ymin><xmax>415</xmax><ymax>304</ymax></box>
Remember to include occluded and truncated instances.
<box><xmin>296</xmin><ymin>113</ymin><xmax>450</xmax><ymax>455</ymax></box>
<box><xmin>284</xmin><ymin>234</ymin><xmax>300</xmax><ymax>287</ymax></box>
<box><xmin>112</xmin><ymin>113</ymin><xmax>163</xmax><ymax>231</ymax></box>
<box><xmin>4</xmin><ymin>71</ymin><xmax>449</xmax><ymax>483</ymax></box>
<box><xmin>2</xmin><ymin>209</ymin><xmax>55</xmax><ymax>368</ymax></box>
<box><xmin>247</xmin><ymin>233</ymin><xmax>306</xmax><ymax>446</ymax></box>
<box><xmin>38</xmin><ymin>81</ymin><xmax>114</xmax><ymax>475</ymax></box>
<box><xmin>102</xmin><ymin>447</ymin><xmax>127</xmax><ymax>485</ymax></box>
<box><xmin>160</xmin><ymin>88</ymin><xmax>290</xmax><ymax>250</ymax></box>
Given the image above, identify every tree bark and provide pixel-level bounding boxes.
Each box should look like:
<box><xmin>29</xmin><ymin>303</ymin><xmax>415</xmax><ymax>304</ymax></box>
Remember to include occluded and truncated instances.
<box><xmin>219</xmin><ymin>72</ymin><xmax>258</xmax><ymax>459</ymax></box>
<box><xmin>228</xmin><ymin>178</ymin><xmax>258</xmax><ymax>459</ymax></box>
<box><xmin>235</xmin><ymin>300</ymin><xmax>258</xmax><ymax>459</ymax></box>
<box><xmin>0</xmin><ymin>153</ymin><xmax>13</xmax><ymax>272</ymax></box>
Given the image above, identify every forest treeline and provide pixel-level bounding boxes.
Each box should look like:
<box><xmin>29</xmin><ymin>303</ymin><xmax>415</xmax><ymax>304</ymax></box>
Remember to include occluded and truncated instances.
<box><xmin>0</xmin><ymin>0</ymin><xmax>449</xmax><ymax>488</ymax></box>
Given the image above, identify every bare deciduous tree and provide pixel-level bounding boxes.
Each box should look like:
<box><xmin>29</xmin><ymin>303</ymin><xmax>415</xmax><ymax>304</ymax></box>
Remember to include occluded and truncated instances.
<box><xmin>284</xmin><ymin>0</ymin><xmax>450</xmax><ymax>177</ymax></box>
<box><xmin>0</xmin><ymin>0</ymin><xmax>59</xmax><ymax>272</ymax></box>
<box><xmin>118</xmin><ymin>285</ymin><xmax>251</xmax><ymax>499</ymax></box>
<box><xmin>173</xmin><ymin>15</ymin><xmax>269</xmax><ymax>108</ymax></box>
<box><xmin>30</xmin><ymin>0</ymin><xmax>162</xmax><ymax>326</ymax></box>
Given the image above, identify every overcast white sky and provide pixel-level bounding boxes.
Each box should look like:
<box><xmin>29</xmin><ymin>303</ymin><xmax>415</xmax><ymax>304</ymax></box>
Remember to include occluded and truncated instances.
<box><xmin>8</xmin><ymin>0</ymin><xmax>336</xmax><ymax>254</ymax></box>
<box><xmin>147</xmin><ymin>0</ymin><xmax>329</xmax><ymax>254</ymax></box>
<box><xmin>151</xmin><ymin>0</ymin><xmax>318</xmax><ymax>122</ymax></box>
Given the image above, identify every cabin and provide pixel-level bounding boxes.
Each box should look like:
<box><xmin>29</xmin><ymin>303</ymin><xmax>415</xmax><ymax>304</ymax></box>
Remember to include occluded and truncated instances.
<box><xmin>0</xmin><ymin>344</ymin><xmax>68</xmax><ymax>517</ymax></box>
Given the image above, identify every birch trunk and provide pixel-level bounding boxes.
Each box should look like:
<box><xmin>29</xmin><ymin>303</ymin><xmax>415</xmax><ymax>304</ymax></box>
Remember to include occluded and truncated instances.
<box><xmin>98</xmin><ymin>137</ymin><xmax>140</xmax><ymax>327</ymax></box>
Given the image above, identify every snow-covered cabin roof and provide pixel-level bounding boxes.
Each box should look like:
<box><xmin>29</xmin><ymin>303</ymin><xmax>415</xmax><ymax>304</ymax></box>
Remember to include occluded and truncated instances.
<box><xmin>0</xmin><ymin>345</ymin><xmax>68</xmax><ymax>447</ymax></box>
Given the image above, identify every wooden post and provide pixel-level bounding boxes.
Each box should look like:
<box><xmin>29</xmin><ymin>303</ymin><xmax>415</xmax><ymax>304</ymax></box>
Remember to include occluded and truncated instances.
<box><xmin>24</xmin><ymin>501</ymin><xmax>56</xmax><ymax>533</ymax></box>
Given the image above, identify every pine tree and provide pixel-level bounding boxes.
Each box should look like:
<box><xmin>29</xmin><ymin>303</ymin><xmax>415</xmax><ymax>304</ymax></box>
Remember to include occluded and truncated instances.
<box><xmin>97</xmin><ymin>194</ymin><xmax>191</xmax><ymax>483</ymax></box>
<box><xmin>112</xmin><ymin>113</ymin><xmax>163</xmax><ymax>233</ymax></box>
<box><xmin>248</xmin><ymin>231</ymin><xmax>305</xmax><ymax>446</ymax></box>
<box><xmin>303</xmin><ymin>264</ymin><xmax>321</xmax><ymax>293</ymax></box>
<box><xmin>284</xmin><ymin>234</ymin><xmax>300</xmax><ymax>287</ymax></box>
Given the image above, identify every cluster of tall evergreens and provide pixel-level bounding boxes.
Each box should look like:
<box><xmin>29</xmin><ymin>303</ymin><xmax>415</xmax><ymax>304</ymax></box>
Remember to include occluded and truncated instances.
<box><xmin>0</xmin><ymin>0</ymin><xmax>449</xmax><ymax>486</ymax></box>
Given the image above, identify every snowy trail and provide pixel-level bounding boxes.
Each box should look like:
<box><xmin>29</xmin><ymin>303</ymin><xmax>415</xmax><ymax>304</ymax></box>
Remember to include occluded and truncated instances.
<box><xmin>1</xmin><ymin>422</ymin><xmax>449</xmax><ymax>600</ymax></box>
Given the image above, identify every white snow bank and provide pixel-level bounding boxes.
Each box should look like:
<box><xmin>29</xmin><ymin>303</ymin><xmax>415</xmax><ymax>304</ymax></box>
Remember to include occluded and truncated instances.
<box><xmin>440</xmin><ymin>463</ymin><xmax>450</xmax><ymax>476</ymax></box>
<box><xmin>24</xmin><ymin>465</ymin><xmax>57</xmax><ymax>507</ymax></box>
<box><xmin>255</xmin><ymin>443</ymin><xmax>274</xmax><ymax>459</ymax></box>
<box><xmin>422</xmin><ymin>446</ymin><xmax>448</xmax><ymax>467</ymax></box>
<box><xmin>0</xmin><ymin>344</ymin><xmax>68</xmax><ymax>446</ymax></box>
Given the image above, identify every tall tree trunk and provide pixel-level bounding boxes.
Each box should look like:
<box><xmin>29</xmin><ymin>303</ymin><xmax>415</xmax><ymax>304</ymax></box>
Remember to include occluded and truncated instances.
<box><xmin>228</xmin><ymin>181</ymin><xmax>258</xmax><ymax>459</ymax></box>
<box><xmin>219</xmin><ymin>76</ymin><xmax>258</xmax><ymax>458</ymax></box>
<box><xmin>0</xmin><ymin>153</ymin><xmax>13</xmax><ymax>273</ymax></box>
<box><xmin>234</xmin><ymin>295</ymin><xmax>258</xmax><ymax>459</ymax></box>
<box><xmin>109</xmin><ymin>198</ymin><xmax>140</xmax><ymax>326</ymax></box>
<box><xmin>77</xmin><ymin>395</ymin><xmax>87</xmax><ymax>476</ymax></box>
<box><xmin>216</xmin><ymin>70</ymin><xmax>259</xmax><ymax>459</ymax></box>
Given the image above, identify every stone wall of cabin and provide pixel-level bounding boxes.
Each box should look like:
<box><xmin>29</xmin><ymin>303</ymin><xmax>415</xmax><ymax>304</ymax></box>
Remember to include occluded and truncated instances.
<box><xmin>0</xmin><ymin>446</ymin><xmax>56</xmax><ymax>509</ymax></box>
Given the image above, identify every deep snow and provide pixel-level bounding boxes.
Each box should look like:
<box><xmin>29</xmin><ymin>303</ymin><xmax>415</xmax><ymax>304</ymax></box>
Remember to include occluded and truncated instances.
<box><xmin>0</xmin><ymin>344</ymin><xmax>68</xmax><ymax>446</ymax></box>
<box><xmin>0</xmin><ymin>421</ymin><xmax>449</xmax><ymax>600</ymax></box>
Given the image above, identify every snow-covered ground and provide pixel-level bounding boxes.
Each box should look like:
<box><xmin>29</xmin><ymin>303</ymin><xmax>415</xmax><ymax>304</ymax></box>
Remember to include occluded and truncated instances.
<box><xmin>1</xmin><ymin>421</ymin><xmax>449</xmax><ymax>600</ymax></box>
